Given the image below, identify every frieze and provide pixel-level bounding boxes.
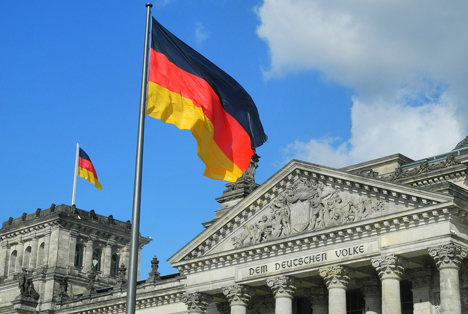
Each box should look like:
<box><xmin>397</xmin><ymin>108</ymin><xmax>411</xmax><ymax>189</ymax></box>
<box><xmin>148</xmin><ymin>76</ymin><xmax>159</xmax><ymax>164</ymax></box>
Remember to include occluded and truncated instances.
<box><xmin>232</xmin><ymin>178</ymin><xmax>386</xmax><ymax>248</ymax></box>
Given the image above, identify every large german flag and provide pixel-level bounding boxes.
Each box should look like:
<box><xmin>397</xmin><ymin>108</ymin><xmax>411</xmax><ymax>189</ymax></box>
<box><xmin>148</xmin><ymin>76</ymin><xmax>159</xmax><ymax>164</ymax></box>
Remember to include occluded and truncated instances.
<box><xmin>78</xmin><ymin>148</ymin><xmax>102</xmax><ymax>190</ymax></box>
<box><xmin>147</xmin><ymin>18</ymin><xmax>267</xmax><ymax>182</ymax></box>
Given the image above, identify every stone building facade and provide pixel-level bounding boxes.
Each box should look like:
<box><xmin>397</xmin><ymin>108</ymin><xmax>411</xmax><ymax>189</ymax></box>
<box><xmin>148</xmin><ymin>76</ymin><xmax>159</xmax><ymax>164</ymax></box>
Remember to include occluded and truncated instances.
<box><xmin>3</xmin><ymin>139</ymin><xmax>468</xmax><ymax>314</ymax></box>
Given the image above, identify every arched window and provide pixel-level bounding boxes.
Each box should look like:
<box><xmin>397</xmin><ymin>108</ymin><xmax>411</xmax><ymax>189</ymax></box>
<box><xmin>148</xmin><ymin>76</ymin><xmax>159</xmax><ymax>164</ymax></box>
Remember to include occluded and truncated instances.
<box><xmin>74</xmin><ymin>244</ymin><xmax>83</xmax><ymax>267</ymax></box>
<box><xmin>9</xmin><ymin>250</ymin><xmax>17</xmax><ymax>274</ymax></box>
<box><xmin>23</xmin><ymin>246</ymin><xmax>32</xmax><ymax>268</ymax></box>
<box><xmin>111</xmin><ymin>253</ymin><xmax>119</xmax><ymax>276</ymax></box>
<box><xmin>92</xmin><ymin>248</ymin><xmax>101</xmax><ymax>271</ymax></box>
<box><xmin>37</xmin><ymin>242</ymin><xmax>45</xmax><ymax>266</ymax></box>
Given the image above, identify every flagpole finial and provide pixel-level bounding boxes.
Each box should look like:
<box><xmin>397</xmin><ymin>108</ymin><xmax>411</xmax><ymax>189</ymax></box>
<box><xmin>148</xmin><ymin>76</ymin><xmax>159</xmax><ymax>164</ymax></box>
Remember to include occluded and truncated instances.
<box><xmin>146</xmin><ymin>3</ymin><xmax>152</xmax><ymax>7</ymax></box>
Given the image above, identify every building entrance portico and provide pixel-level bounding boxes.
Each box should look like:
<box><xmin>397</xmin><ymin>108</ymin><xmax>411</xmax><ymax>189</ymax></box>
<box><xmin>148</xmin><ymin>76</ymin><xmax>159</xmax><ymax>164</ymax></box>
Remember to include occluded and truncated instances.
<box><xmin>169</xmin><ymin>157</ymin><xmax>468</xmax><ymax>314</ymax></box>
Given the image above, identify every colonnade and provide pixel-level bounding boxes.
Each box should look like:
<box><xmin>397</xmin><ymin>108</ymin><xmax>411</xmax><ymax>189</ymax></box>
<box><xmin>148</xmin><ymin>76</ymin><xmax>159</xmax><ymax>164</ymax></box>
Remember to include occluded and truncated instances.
<box><xmin>181</xmin><ymin>243</ymin><xmax>467</xmax><ymax>314</ymax></box>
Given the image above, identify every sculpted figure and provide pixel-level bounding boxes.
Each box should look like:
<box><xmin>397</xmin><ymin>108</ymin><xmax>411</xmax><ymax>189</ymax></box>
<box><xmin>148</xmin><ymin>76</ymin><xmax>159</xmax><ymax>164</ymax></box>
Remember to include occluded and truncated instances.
<box><xmin>18</xmin><ymin>268</ymin><xmax>28</xmax><ymax>295</ymax></box>
<box><xmin>27</xmin><ymin>277</ymin><xmax>39</xmax><ymax>299</ymax></box>
<box><xmin>269</xmin><ymin>195</ymin><xmax>290</xmax><ymax>238</ymax></box>
<box><xmin>324</xmin><ymin>192</ymin><xmax>343</xmax><ymax>227</ymax></box>
<box><xmin>254</xmin><ymin>215</ymin><xmax>271</xmax><ymax>243</ymax></box>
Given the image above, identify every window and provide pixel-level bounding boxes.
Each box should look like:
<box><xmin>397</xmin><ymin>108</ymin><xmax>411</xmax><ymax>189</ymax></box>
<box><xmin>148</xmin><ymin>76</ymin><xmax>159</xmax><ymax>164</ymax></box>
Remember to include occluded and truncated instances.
<box><xmin>92</xmin><ymin>248</ymin><xmax>101</xmax><ymax>271</ymax></box>
<box><xmin>9</xmin><ymin>250</ymin><xmax>17</xmax><ymax>274</ymax></box>
<box><xmin>23</xmin><ymin>246</ymin><xmax>31</xmax><ymax>268</ymax></box>
<box><xmin>74</xmin><ymin>244</ymin><xmax>83</xmax><ymax>267</ymax></box>
<box><xmin>111</xmin><ymin>253</ymin><xmax>119</xmax><ymax>276</ymax></box>
<box><xmin>37</xmin><ymin>242</ymin><xmax>45</xmax><ymax>266</ymax></box>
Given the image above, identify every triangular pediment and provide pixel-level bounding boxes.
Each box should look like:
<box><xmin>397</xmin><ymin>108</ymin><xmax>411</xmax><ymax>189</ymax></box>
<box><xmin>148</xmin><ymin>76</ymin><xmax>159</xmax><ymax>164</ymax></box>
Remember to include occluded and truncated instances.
<box><xmin>168</xmin><ymin>160</ymin><xmax>454</xmax><ymax>267</ymax></box>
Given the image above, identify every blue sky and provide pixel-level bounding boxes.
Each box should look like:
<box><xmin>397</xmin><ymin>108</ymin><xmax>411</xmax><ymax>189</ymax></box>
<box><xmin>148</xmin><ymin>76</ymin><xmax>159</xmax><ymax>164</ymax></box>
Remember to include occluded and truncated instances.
<box><xmin>2</xmin><ymin>1</ymin><xmax>468</xmax><ymax>277</ymax></box>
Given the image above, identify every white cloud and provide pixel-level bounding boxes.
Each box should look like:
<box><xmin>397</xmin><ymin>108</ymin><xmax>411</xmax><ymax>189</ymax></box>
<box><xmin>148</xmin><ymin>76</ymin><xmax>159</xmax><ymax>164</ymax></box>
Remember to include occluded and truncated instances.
<box><xmin>194</xmin><ymin>22</ymin><xmax>209</xmax><ymax>46</ymax></box>
<box><xmin>282</xmin><ymin>93</ymin><xmax>463</xmax><ymax>168</ymax></box>
<box><xmin>257</xmin><ymin>0</ymin><xmax>468</xmax><ymax>166</ymax></box>
<box><xmin>283</xmin><ymin>137</ymin><xmax>350</xmax><ymax>168</ymax></box>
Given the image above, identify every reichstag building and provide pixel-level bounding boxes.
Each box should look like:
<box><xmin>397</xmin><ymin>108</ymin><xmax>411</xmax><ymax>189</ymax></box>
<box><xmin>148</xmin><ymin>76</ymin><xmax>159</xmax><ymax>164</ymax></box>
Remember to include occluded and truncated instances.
<box><xmin>3</xmin><ymin>138</ymin><xmax>468</xmax><ymax>314</ymax></box>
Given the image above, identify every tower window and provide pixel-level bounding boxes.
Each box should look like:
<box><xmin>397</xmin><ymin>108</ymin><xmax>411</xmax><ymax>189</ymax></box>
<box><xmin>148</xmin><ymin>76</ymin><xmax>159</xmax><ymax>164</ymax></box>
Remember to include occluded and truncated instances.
<box><xmin>92</xmin><ymin>248</ymin><xmax>101</xmax><ymax>271</ymax></box>
<box><xmin>74</xmin><ymin>244</ymin><xmax>83</xmax><ymax>267</ymax></box>
<box><xmin>111</xmin><ymin>253</ymin><xmax>119</xmax><ymax>276</ymax></box>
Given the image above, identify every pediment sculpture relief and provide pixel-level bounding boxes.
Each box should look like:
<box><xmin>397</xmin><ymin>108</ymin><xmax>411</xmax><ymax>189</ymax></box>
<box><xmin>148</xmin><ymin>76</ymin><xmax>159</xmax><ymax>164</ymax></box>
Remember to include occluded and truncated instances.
<box><xmin>232</xmin><ymin>178</ymin><xmax>386</xmax><ymax>248</ymax></box>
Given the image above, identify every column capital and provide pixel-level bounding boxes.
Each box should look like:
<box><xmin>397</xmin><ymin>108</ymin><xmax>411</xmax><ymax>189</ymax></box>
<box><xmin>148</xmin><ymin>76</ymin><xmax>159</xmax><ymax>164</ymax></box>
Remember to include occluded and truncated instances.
<box><xmin>266</xmin><ymin>275</ymin><xmax>300</xmax><ymax>299</ymax></box>
<box><xmin>222</xmin><ymin>284</ymin><xmax>255</xmax><ymax>307</ymax></box>
<box><xmin>303</xmin><ymin>285</ymin><xmax>328</xmax><ymax>306</ymax></box>
<box><xmin>429</xmin><ymin>243</ymin><xmax>467</xmax><ymax>270</ymax></box>
<box><xmin>182</xmin><ymin>292</ymin><xmax>213</xmax><ymax>313</ymax></box>
<box><xmin>356</xmin><ymin>276</ymin><xmax>381</xmax><ymax>298</ymax></box>
<box><xmin>319</xmin><ymin>265</ymin><xmax>353</xmax><ymax>289</ymax></box>
<box><xmin>372</xmin><ymin>254</ymin><xmax>407</xmax><ymax>280</ymax></box>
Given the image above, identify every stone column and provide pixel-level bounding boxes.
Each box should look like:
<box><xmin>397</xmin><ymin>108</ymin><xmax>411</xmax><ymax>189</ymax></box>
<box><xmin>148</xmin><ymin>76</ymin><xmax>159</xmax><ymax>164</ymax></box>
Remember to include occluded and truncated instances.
<box><xmin>407</xmin><ymin>266</ymin><xmax>433</xmax><ymax>314</ymax></box>
<box><xmin>223</xmin><ymin>284</ymin><xmax>255</xmax><ymax>314</ymax></box>
<box><xmin>102</xmin><ymin>242</ymin><xmax>113</xmax><ymax>277</ymax></box>
<box><xmin>30</xmin><ymin>236</ymin><xmax>38</xmax><ymax>269</ymax></box>
<box><xmin>0</xmin><ymin>242</ymin><xmax>8</xmax><ymax>277</ymax></box>
<box><xmin>67</xmin><ymin>230</ymin><xmax>78</xmax><ymax>268</ymax></box>
<box><xmin>182</xmin><ymin>292</ymin><xmax>213</xmax><ymax>314</ymax></box>
<box><xmin>304</xmin><ymin>285</ymin><xmax>328</xmax><ymax>314</ymax></box>
<box><xmin>267</xmin><ymin>275</ymin><xmax>300</xmax><ymax>314</ymax></box>
<box><xmin>43</xmin><ymin>231</ymin><xmax>51</xmax><ymax>267</ymax></box>
<box><xmin>428</xmin><ymin>243</ymin><xmax>467</xmax><ymax>314</ymax></box>
<box><xmin>356</xmin><ymin>276</ymin><xmax>381</xmax><ymax>314</ymax></box>
<box><xmin>16</xmin><ymin>239</ymin><xmax>24</xmax><ymax>271</ymax></box>
<box><xmin>83</xmin><ymin>237</ymin><xmax>94</xmax><ymax>273</ymax></box>
<box><xmin>320</xmin><ymin>265</ymin><xmax>353</xmax><ymax>314</ymax></box>
<box><xmin>372</xmin><ymin>254</ymin><xmax>407</xmax><ymax>314</ymax></box>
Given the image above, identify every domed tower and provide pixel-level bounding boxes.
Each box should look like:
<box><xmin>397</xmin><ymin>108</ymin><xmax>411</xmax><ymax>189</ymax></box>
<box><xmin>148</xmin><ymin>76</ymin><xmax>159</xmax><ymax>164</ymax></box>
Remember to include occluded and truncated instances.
<box><xmin>0</xmin><ymin>204</ymin><xmax>151</xmax><ymax>312</ymax></box>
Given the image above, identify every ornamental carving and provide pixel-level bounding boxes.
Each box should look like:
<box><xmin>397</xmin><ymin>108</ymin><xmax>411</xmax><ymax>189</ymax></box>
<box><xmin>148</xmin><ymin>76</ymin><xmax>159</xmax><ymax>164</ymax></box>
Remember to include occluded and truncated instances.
<box><xmin>182</xmin><ymin>292</ymin><xmax>213</xmax><ymax>312</ymax></box>
<box><xmin>266</xmin><ymin>276</ymin><xmax>300</xmax><ymax>298</ymax></box>
<box><xmin>232</xmin><ymin>178</ymin><xmax>386</xmax><ymax>248</ymax></box>
<box><xmin>371</xmin><ymin>254</ymin><xmax>407</xmax><ymax>280</ymax></box>
<box><xmin>223</xmin><ymin>284</ymin><xmax>255</xmax><ymax>307</ymax></box>
<box><xmin>319</xmin><ymin>265</ymin><xmax>353</xmax><ymax>289</ymax></box>
<box><xmin>148</xmin><ymin>256</ymin><xmax>161</xmax><ymax>281</ymax></box>
<box><xmin>428</xmin><ymin>243</ymin><xmax>468</xmax><ymax>270</ymax></box>
<box><xmin>382</xmin><ymin>154</ymin><xmax>460</xmax><ymax>181</ymax></box>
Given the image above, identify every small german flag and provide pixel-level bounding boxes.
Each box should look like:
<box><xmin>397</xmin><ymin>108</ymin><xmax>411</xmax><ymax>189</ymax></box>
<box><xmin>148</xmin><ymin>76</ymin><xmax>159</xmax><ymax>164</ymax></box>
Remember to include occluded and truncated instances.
<box><xmin>78</xmin><ymin>148</ymin><xmax>102</xmax><ymax>190</ymax></box>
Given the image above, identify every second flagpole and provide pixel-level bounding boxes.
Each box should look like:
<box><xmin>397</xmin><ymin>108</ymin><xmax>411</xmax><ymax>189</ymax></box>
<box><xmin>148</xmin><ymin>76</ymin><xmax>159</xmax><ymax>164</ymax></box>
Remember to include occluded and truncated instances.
<box><xmin>126</xmin><ymin>3</ymin><xmax>152</xmax><ymax>314</ymax></box>
<box><xmin>71</xmin><ymin>143</ymin><xmax>79</xmax><ymax>206</ymax></box>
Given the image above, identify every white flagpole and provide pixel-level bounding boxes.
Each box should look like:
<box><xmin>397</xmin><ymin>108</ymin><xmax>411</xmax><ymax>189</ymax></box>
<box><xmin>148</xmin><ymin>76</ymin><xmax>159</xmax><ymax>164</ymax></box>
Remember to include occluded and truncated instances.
<box><xmin>71</xmin><ymin>143</ymin><xmax>79</xmax><ymax>206</ymax></box>
<box><xmin>126</xmin><ymin>4</ymin><xmax>152</xmax><ymax>314</ymax></box>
